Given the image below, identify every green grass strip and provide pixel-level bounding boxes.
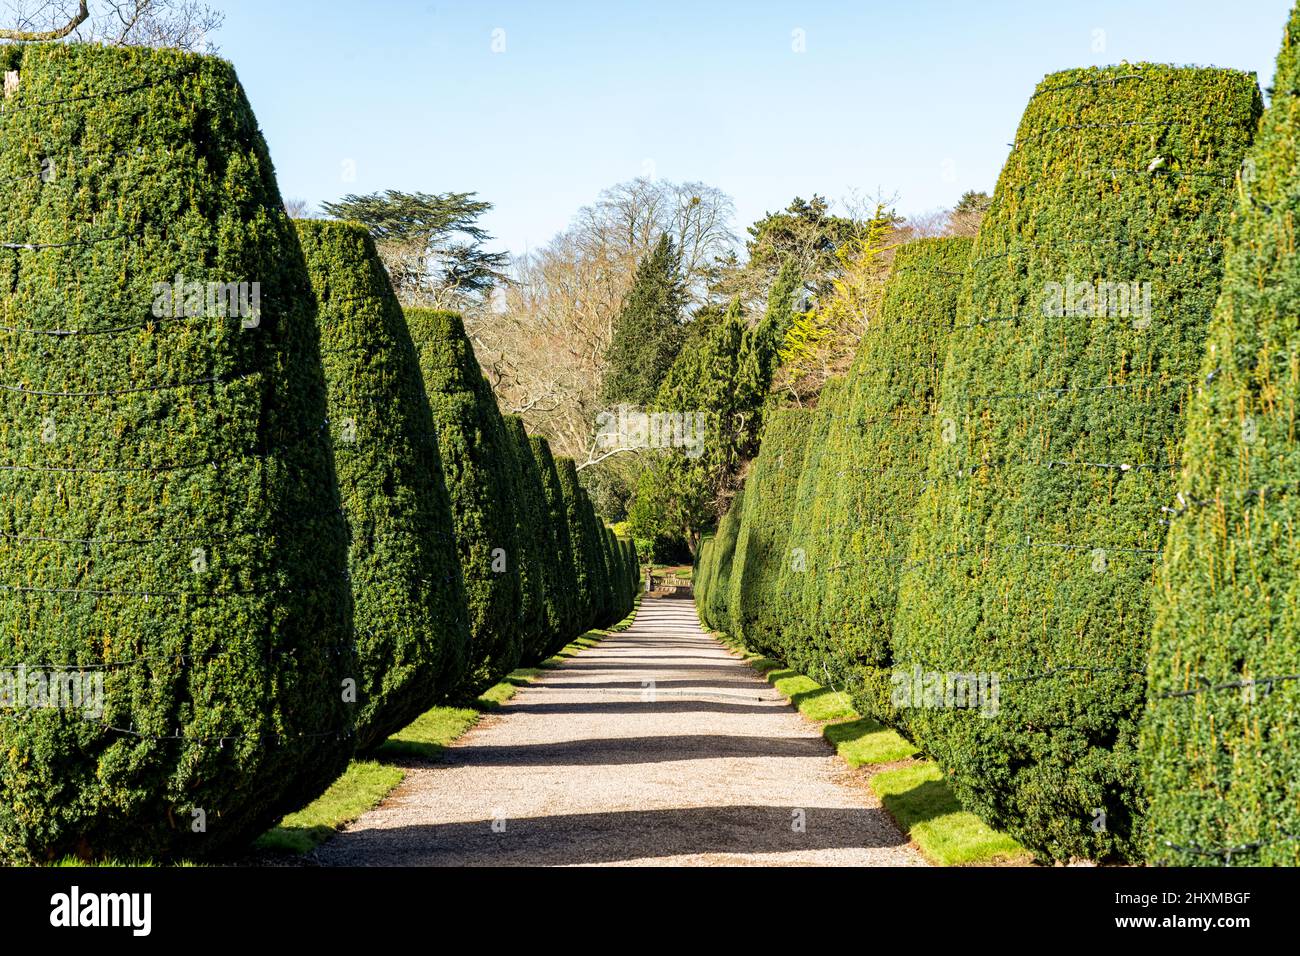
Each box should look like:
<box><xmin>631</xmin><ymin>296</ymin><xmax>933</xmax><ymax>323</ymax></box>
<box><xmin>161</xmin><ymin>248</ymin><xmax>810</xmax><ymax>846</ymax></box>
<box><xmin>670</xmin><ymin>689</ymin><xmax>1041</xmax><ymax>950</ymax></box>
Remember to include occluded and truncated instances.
<box><xmin>870</xmin><ymin>763</ymin><xmax>1029</xmax><ymax>866</ymax></box>
<box><xmin>715</xmin><ymin>629</ymin><xmax>1026</xmax><ymax>866</ymax></box>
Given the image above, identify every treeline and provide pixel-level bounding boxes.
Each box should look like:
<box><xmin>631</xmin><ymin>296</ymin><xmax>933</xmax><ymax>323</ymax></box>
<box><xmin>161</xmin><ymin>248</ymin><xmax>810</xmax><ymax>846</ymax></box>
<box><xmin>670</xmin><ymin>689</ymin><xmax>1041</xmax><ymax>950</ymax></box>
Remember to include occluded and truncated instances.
<box><xmin>698</xmin><ymin>8</ymin><xmax>1300</xmax><ymax>868</ymax></box>
<box><xmin>0</xmin><ymin>42</ymin><xmax>638</xmax><ymax>863</ymax></box>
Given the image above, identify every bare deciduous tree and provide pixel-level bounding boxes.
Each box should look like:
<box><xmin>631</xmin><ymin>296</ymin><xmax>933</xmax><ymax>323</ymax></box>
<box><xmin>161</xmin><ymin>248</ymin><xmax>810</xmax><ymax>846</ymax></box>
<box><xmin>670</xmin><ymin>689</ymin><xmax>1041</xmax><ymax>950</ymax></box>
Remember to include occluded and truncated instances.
<box><xmin>465</xmin><ymin>177</ymin><xmax>738</xmax><ymax>470</ymax></box>
<box><xmin>2</xmin><ymin>0</ymin><xmax>222</xmax><ymax>51</ymax></box>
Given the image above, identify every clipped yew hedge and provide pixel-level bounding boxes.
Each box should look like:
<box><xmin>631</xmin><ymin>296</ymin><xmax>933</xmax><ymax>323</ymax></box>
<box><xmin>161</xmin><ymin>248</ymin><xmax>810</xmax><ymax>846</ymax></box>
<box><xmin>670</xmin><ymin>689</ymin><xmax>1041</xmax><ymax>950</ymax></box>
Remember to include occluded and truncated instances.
<box><xmin>503</xmin><ymin>416</ymin><xmax>554</xmax><ymax>664</ymax></box>
<box><xmin>406</xmin><ymin>308</ymin><xmax>522</xmax><ymax>691</ymax></box>
<box><xmin>0</xmin><ymin>44</ymin><xmax>354</xmax><ymax>862</ymax></box>
<box><xmin>581</xmin><ymin>489</ymin><xmax>614</xmax><ymax>627</ymax></box>
<box><xmin>530</xmin><ymin>435</ymin><xmax>582</xmax><ymax>654</ymax></box>
<box><xmin>696</xmin><ymin>487</ymin><xmax>744</xmax><ymax>632</ymax></box>
<box><xmin>295</xmin><ymin>219</ymin><xmax>469</xmax><ymax>751</ymax></box>
<box><xmin>619</xmin><ymin>537</ymin><xmax>641</xmax><ymax>613</ymax></box>
<box><xmin>774</xmin><ymin>377</ymin><xmax>848</xmax><ymax>674</ymax></box>
<box><xmin>807</xmin><ymin>237</ymin><xmax>972</xmax><ymax>723</ymax></box>
<box><xmin>892</xmin><ymin>64</ymin><xmax>1261</xmax><ymax>861</ymax></box>
<box><xmin>727</xmin><ymin>407</ymin><xmax>813</xmax><ymax>656</ymax></box>
<box><xmin>1142</xmin><ymin>8</ymin><xmax>1300</xmax><ymax>867</ymax></box>
<box><xmin>555</xmin><ymin>457</ymin><xmax>597</xmax><ymax>630</ymax></box>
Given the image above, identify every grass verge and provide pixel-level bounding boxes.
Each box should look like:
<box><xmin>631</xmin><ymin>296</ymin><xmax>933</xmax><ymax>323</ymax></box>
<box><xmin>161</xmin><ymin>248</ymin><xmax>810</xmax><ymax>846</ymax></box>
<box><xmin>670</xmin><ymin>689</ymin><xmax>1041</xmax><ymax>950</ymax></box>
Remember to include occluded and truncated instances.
<box><xmin>714</xmin><ymin>631</ymin><xmax>1028</xmax><ymax>866</ymax></box>
<box><xmin>256</xmin><ymin>598</ymin><xmax>642</xmax><ymax>856</ymax></box>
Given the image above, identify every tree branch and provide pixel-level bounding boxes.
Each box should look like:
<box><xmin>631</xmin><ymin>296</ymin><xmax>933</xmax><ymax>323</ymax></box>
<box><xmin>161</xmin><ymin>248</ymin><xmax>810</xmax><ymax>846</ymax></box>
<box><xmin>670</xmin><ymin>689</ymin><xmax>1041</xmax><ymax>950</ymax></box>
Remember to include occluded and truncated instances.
<box><xmin>0</xmin><ymin>0</ymin><xmax>89</xmax><ymax>40</ymax></box>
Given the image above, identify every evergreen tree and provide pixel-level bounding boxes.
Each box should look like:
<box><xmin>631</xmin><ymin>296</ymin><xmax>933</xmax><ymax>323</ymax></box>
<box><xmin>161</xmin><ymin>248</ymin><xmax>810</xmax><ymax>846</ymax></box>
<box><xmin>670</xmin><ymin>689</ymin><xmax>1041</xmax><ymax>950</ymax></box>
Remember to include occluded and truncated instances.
<box><xmin>602</xmin><ymin>234</ymin><xmax>687</xmax><ymax>407</ymax></box>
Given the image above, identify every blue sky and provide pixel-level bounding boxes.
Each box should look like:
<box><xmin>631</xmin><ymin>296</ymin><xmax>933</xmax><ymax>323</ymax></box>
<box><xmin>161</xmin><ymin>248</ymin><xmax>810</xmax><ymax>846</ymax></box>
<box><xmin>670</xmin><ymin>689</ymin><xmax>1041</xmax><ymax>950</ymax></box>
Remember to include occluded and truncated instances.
<box><xmin>214</xmin><ymin>0</ymin><xmax>1296</xmax><ymax>258</ymax></box>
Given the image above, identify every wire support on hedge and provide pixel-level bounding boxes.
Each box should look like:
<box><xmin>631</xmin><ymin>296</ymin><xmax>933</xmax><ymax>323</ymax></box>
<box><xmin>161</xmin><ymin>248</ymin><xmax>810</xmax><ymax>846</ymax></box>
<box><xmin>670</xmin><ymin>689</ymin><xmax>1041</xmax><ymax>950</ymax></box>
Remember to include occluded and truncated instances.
<box><xmin>1012</xmin><ymin>117</ymin><xmax>1248</xmax><ymax>149</ymax></box>
<box><xmin>0</xmin><ymin>422</ymin><xmax>329</xmax><ymax>475</ymax></box>
<box><xmin>1161</xmin><ymin>480</ymin><xmax>1300</xmax><ymax>520</ymax></box>
<box><xmin>1</xmin><ymin>231</ymin><xmax>134</xmax><ymax>252</ymax></box>
<box><xmin>1161</xmin><ymin>831</ymin><xmax>1300</xmax><ymax>864</ymax></box>
<box><xmin>0</xmin><ymin>369</ymin><xmax>254</xmax><ymax>399</ymax></box>
<box><xmin>896</xmin><ymin>536</ymin><xmax>1162</xmax><ymax>574</ymax></box>
<box><xmin>0</xmin><ymin>506</ymin><xmax>346</xmax><ymax>547</ymax></box>
<box><xmin>0</xmin><ymin>65</ymin><xmax>198</xmax><ymax>118</ymax></box>
<box><xmin>0</xmin><ymin>582</ymin><xmax>304</xmax><ymax>599</ymax></box>
<box><xmin>1029</xmin><ymin>73</ymin><xmax>1146</xmax><ymax>98</ymax></box>
<box><xmin>0</xmin><ymin>641</ymin><xmax>354</xmax><ymax>672</ymax></box>
<box><xmin>0</xmin><ymin>310</ymin><xmax>246</xmax><ymax>338</ymax></box>
<box><xmin>1010</xmin><ymin>166</ymin><xmax>1236</xmax><ymax>192</ymax></box>
<box><xmin>923</xmin><ymin>455</ymin><xmax>1181</xmax><ymax>488</ymax></box>
<box><xmin>0</xmin><ymin>144</ymin><xmax>167</xmax><ymax>188</ymax></box>
<box><xmin>958</xmin><ymin>380</ymin><xmax>1153</xmax><ymax>404</ymax></box>
<box><xmin>968</xmin><ymin>235</ymin><xmax>1223</xmax><ymax>266</ymax></box>
<box><xmin>1160</xmin><ymin>672</ymin><xmax>1300</xmax><ymax>700</ymax></box>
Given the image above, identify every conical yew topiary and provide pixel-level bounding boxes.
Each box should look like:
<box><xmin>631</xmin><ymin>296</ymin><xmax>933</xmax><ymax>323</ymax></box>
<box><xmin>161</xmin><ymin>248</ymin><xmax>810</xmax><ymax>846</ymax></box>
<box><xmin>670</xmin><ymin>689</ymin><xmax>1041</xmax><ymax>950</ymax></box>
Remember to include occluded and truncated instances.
<box><xmin>806</xmin><ymin>236</ymin><xmax>972</xmax><ymax>724</ymax></box>
<box><xmin>892</xmin><ymin>64</ymin><xmax>1261</xmax><ymax>861</ymax></box>
<box><xmin>529</xmin><ymin>434</ymin><xmax>581</xmax><ymax>655</ymax></box>
<box><xmin>406</xmin><ymin>308</ymin><xmax>522</xmax><ymax>691</ymax></box>
<box><xmin>294</xmin><ymin>219</ymin><xmax>470</xmax><ymax>750</ymax></box>
<box><xmin>696</xmin><ymin>488</ymin><xmax>744</xmax><ymax>633</ymax></box>
<box><xmin>1141</xmin><ymin>4</ymin><xmax>1300</xmax><ymax>866</ymax></box>
<box><xmin>727</xmin><ymin>407</ymin><xmax>813</xmax><ymax>657</ymax></box>
<box><xmin>503</xmin><ymin>415</ymin><xmax>560</xmax><ymax>664</ymax></box>
<box><xmin>775</xmin><ymin>377</ymin><xmax>848</xmax><ymax>674</ymax></box>
<box><xmin>0</xmin><ymin>43</ymin><xmax>354</xmax><ymax>861</ymax></box>
<box><xmin>555</xmin><ymin>457</ymin><xmax>596</xmax><ymax>631</ymax></box>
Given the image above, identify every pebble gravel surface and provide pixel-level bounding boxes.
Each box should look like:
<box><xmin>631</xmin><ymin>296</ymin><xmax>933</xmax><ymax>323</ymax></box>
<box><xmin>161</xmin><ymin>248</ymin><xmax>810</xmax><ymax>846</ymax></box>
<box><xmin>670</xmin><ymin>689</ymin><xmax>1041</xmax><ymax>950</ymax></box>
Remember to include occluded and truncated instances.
<box><xmin>311</xmin><ymin>597</ymin><xmax>927</xmax><ymax>866</ymax></box>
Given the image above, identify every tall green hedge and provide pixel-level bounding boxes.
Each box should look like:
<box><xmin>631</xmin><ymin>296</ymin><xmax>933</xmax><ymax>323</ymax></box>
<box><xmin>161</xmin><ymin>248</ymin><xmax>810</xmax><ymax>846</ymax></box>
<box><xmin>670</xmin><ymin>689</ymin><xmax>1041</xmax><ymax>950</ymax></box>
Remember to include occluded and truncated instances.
<box><xmin>775</xmin><ymin>377</ymin><xmax>848</xmax><ymax>673</ymax></box>
<box><xmin>530</xmin><ymin>435</ymin><xmax>582</xmax><ymax>654</ymax></box>
<box><xmin>581</xmin><ymin>489</ymin><xmax>613</xmax><ymax>627</ymax></box>
<box><xmin>696</xmin><ymin>487</ymin><xmax>744</xmax><ymax>632</ymax></box>
<box><xmin>0</xmin><ymin>44</ymin><xmax>354</xmax><ymax>861</ymax></box>
<box><xmin>555</xmin><ymin>457</ymin><xmax>595</xmax><ymax>631</ymax></box>
<box><xmin>726</xmin><ymin>407</ymin><xmax>813</xmax><ymax>656</ymax></box>
<box><xmin>619</xmin><ymin>537</ymin><xmax>640</xmax><ymax>612</ymax></box>
<box><xmin>1142</xmin><ymin>8</ymin><xmax>1300</xmax><ymax>867</ymax></box>
<box><xmin>294</xmin><ymin>219</ymin><xmax>469</xmax><ymax>751</ymax></box>
<box><xmin>805</xmin><ymin>237</ymin><xmax>972</xmax><ymax>722</ymax></box>
<box><xmin>406</xmin><ymin>309</ymin><xmax>522</xmax><ymax>691</ymax></box>
<box><xmin>892</xmin><ymin>64</ymin><xmax>1261</xmax><ymax>861</ymax></box>
<box><xmin>502</xmin><ymin>416</ymin><xmax>553</xmax><ymax>664</ymax></box>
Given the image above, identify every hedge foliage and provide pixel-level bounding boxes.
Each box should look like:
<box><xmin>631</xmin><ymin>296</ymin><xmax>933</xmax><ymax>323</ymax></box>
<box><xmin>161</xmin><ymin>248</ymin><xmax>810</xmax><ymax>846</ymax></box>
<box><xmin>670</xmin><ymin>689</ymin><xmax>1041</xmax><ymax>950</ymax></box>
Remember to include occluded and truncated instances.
<box><xmin>695</xmin><ymin>487</ymin><xmax>744</xmax><ymax>632</ymax></box>
<box><xmin>406</xmin><ymin>308</ymin><xmax>522</xmax><ymax>691</ymax></box>
<box><xmin>555</xmin><ymin>457</ymin><xmax>597</xmax><ymax>630</ymax></box>
<box><xmin>294</xmin><ymin>219</ymin><xmax>469</xmax><ymax>751</ymax></box>
<box><xmin>529</xmin><ymin>435</ymin><xmax>582</xmax><ymax>656</ymax></box>
<box><xmin>726</xmin><ymin>407</ymin><xmax>813</xmax><ymax>656</ymax></box>
<box><xmin>581</xmin><ymin>488</ymin><xmax>614</xmax><ymax>627</ymax></box>
<box><xmin>892</xmin><ymin>64</ymin><xmax>1261</xmax><ymax>861</ymax></box>
<box><xmin>774</xmin><ymin>377</ymin><xmax>847</xmax><ymax>674</ymax></box>
<box><xmin>1141</xmin><ymin>8</ymin><xmax>1300</xmax><ymax>866</ymax></box>
<box><xmin>801</xmin><ymin>237</ymin><xmax>972</xmax><ymax>723</ymax></box>
<box><xmin>503</xmin><ymin>416</ymin><xmax>555</xmax><ymax>664</ymax></box>
<box><xmin>0</xmin><ymin>44</ymin><xmax>355</xmax><ymax>861</ymax></box>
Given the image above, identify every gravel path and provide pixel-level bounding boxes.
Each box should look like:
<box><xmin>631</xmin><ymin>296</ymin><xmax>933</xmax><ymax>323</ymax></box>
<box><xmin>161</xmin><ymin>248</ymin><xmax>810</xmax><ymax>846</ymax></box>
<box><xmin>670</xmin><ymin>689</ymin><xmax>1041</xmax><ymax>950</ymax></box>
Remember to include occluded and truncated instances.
<box><xmin>311</xmin><ymin>597</ymin><xmax>926</xmax><ymax>866</ymax></box>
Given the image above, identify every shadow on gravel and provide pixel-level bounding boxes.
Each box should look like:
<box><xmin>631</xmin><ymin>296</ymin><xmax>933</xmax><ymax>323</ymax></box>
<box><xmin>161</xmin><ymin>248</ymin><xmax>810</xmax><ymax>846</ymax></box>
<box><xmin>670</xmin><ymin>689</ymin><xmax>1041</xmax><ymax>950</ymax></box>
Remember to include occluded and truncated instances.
<box><xmin>314</xmin><ymin>804</ymin><xmax>909</xmax><ymax>865</ymax></box>
<box><xmin>449</xmin><ymin>733</ymin><xmax>831</xmax><ymax>767</ymax></box>
<box><xmin>501</xmin><ymin>699</ymin><xmax>783</xmax><ymax>716</ymax></box>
